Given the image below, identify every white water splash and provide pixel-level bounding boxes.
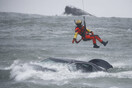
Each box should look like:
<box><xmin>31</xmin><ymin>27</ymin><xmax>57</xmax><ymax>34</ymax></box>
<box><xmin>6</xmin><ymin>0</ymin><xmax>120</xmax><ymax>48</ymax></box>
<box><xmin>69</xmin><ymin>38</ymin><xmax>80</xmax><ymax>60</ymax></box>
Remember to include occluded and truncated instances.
<box><xmin>9</xmin><ymin>60</ymin><xmax>132</xmax><ymax>83</ymax></box>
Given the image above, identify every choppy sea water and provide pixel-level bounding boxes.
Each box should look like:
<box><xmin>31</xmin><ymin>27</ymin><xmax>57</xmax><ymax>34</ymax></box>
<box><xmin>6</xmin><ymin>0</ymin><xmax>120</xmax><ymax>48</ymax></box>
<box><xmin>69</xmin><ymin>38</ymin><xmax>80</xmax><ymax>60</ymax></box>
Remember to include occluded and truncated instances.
<box><xmin>0</xmin><ymin>12</ymin><xmax>132</xmax><ymax>88</ymax></box>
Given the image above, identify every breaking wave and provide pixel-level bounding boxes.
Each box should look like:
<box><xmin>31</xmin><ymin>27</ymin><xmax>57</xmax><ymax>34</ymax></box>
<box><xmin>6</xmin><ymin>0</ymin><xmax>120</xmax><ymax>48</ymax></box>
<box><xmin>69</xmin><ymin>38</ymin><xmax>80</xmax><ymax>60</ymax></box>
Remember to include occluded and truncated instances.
<box><xmin>1</xmin><ymin>60</ymin><xmax>130</xmax><ymax>83</ymax></box>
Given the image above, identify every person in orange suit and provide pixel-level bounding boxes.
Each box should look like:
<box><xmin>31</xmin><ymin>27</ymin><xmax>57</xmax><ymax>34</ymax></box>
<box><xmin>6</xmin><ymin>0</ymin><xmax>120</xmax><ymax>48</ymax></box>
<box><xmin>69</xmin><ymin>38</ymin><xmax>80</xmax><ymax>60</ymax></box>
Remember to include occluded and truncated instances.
<box><xmin>72</xmin><ymin>20</ymin><xmax>108</xmax><ymax>48</ymax></box>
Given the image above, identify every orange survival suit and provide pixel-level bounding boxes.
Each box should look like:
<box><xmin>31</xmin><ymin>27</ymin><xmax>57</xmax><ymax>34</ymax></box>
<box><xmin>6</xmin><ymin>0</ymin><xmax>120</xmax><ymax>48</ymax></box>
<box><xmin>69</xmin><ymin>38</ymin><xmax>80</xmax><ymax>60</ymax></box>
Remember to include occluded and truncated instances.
<box><xmin>72</xmin><ymin>20</ymin><xmax>108</xmax><ymax>48</ymax></box>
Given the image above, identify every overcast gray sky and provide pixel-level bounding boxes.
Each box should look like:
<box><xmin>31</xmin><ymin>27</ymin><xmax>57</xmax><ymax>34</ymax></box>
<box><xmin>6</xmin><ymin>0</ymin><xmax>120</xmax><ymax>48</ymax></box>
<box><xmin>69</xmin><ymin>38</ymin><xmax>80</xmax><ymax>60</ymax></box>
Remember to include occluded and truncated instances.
<box><xmin>0</xmin><ymin>0</ymin><xmax>132</xmax><ymax>18</ymax></box>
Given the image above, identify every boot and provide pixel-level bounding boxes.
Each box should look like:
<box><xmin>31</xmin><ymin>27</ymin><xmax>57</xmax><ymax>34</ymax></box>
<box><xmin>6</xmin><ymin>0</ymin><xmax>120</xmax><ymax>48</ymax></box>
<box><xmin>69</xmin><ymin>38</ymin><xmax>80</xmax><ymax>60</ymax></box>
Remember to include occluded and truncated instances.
<box><xmin>93</xmin><ymin>44</ymin><xmax>100</xmax><ymax>48</ymax></box>
<box><xmin>101</xmin><ymin>41</ymin><xmax>108</xmax><ymax>46</ymax></box>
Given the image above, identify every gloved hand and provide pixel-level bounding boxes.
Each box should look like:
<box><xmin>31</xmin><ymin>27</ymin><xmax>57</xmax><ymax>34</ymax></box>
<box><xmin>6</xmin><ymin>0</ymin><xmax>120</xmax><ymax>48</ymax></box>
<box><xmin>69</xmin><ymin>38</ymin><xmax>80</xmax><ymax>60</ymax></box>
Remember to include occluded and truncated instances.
<box><xmin>91</xmin><ymin>31</ymin><xmax>94</xmax><ymax>35</ymax></box>
<box><xmin>72</xmin><ymin>38</ymin><xmax>76</xmax><ymax>43</ymax></box>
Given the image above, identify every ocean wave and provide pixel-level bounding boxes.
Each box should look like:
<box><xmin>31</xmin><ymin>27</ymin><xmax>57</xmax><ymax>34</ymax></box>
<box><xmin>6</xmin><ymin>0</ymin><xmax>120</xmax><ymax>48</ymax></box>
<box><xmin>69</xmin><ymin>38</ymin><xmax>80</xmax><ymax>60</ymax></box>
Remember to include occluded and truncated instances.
<box><xmin>6</xmin><ymin>60</ymin><xmax>132</xmax><ymax>83</ymax></box>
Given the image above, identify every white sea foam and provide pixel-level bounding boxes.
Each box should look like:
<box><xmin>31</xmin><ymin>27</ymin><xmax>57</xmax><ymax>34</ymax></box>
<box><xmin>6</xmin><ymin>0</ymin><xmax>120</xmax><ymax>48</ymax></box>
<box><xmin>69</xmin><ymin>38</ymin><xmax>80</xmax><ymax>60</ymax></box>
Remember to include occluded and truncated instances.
<box><xmin>10</xmin><ymin>60</ymin><xmax>78</xmax><ymax>81</ymax></box>
<box><xmin>86</xmin><ymin>71</ymin><xmax>132</xmax><ymax>79</ymax></box>
<box><xmin>9</xmin><ymin>60</ymin><xmax>132</xmax><ymax>83</ymax></box>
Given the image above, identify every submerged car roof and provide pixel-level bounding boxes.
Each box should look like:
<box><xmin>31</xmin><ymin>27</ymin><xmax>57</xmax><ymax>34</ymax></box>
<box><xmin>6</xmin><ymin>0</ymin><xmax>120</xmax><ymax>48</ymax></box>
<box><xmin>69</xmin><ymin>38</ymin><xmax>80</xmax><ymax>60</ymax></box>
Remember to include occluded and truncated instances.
<box><xmin>41</xmin><ymin>57</ymin><xmax>88</xmax><ymax>64</ymax></box>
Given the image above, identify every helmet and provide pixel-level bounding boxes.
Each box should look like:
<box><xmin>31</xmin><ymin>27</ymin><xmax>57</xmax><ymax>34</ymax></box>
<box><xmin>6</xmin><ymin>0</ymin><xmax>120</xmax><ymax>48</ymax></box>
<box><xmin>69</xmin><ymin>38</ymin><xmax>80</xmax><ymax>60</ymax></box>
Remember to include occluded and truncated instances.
<box><xmin>75</xmin><ymin>20</ymin><xmax>82</xmax><ymax>25</ymax></box>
